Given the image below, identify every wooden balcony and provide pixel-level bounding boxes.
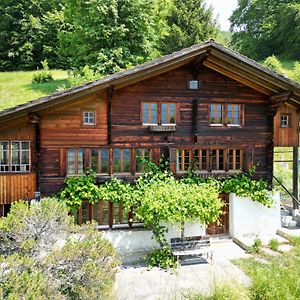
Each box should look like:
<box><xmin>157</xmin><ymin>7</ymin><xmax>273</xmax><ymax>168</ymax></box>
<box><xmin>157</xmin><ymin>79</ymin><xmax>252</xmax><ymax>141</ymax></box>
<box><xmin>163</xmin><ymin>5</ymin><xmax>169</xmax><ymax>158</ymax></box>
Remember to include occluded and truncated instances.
<box><xmin>0</xmin><ymin>173</ymin><xmax>36</xmax><ymax>204</ymax></box>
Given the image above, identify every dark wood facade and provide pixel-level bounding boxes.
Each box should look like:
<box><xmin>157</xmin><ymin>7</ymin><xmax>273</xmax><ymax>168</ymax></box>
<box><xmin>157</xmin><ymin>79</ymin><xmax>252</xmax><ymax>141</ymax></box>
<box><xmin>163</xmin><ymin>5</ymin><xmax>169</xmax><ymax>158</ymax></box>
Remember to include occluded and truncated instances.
<box><xmin>0</xmin><ymin>41</ymin><xmax>300</xmax><ymax>208</ymax></box>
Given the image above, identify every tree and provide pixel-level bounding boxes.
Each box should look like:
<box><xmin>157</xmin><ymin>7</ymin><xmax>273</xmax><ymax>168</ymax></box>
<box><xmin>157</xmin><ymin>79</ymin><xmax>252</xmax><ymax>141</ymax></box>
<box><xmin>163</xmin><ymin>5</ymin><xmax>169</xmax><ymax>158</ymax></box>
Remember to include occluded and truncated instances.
<box><xmin>230</xmin><ymin>0</ymin><xmax>300</xmax><ymax>60</ymax></box>
<box><xmin>59</xmin><ymin>0</ymin><xmax>157</xmax><ymax>75</ymax></box>
<box><xmin>0</xmin><ymin>0</ymin><xmax>64</xmax><ymax>70</ymax></box>
<box><xmin>159</xmin><ymin>0</ymin><xmax>219</xmax><ymax>55</ymax></box>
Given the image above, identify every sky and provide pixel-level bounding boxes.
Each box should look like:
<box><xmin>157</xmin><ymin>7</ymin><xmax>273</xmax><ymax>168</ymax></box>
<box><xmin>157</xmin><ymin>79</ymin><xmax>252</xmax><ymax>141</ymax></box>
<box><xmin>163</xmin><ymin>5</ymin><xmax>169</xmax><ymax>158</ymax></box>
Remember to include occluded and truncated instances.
<box><xmin>204</xmin><ymin>0</ymin><xmax>238</xmax><ymax>31</ymax></box>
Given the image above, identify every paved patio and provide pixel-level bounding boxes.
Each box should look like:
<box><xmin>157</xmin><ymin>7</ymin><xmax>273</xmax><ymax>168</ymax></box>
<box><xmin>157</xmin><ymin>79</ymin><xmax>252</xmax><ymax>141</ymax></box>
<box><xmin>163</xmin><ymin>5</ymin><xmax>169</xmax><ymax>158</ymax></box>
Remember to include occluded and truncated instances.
<box><xmin>115</xmin><ymin>239</ymin><xmax>251</xmax><ymax>300</ymax></box>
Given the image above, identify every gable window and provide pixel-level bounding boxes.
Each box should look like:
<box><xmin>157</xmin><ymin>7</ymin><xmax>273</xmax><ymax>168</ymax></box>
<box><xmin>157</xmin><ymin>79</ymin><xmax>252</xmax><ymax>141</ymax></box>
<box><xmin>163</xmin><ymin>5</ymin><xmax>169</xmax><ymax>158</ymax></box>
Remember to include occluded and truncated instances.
<box><xmin>136</xmin><ymin>148</ymin><xmax>152</xmax><ymax>173</ymax></box>
<box><xmin>210</xmin><ymin>104</ymin><xmax>243</xmax><ymax>126</ymax></box>
<box><xmin>143</xmin><ymin>103</ymin><xmax>158</xmax><ymax>125</ymax></box>
<box><xmin>189</xmin><ymin>80</ymin><xmax>199</xmax><ymax>90</ymax></box>
<box><xmin>227</xmin><ymin>104</ymin><xmax>241</xmax><ymax>125</ymax></box>
<box><xmin>143</xmin><ymin>102</ymin><xmax>177</xmax><ymax>126</ymax></box>
<box><xmin>67</xmin><ymin>148</ymin><xmax>85</xmax><ymax>175</ymax></box>
<box><xmin>281</xmin><ymin>114</ymin><xmax>289</xmax><ymax>128</ymax></box>
<box><xmin>210</xmin><ymin>104</ymin><xmax>224</xmax><ymax>125</ymax></box>
<box><xmin>83</xmin><ymin>111</ymin><xmax>95</xmax><ymax>125</ymax></box>
<box><xmin>0</xmin><ymin>141</ymin><xmax>30</xmax><ymax>173</ymax></box>
<box><xmin>162</xmin><ymin>103</ymin><xmax>176</xmax><ymax>125</ymax></box>
<box><xmin>113</xmin><ymin>149</ymin><xmax>131</xmax><ymax>173</ymax></box>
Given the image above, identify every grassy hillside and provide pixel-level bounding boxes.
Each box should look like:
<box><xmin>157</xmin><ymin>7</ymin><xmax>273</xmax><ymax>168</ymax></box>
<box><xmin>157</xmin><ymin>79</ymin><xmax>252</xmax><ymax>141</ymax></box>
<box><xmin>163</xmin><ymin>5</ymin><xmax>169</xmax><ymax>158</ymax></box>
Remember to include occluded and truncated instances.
<box><xmin>0</xmin><ymin>70</ymin><xmax>68</xmax><ymax>111</ymax></box>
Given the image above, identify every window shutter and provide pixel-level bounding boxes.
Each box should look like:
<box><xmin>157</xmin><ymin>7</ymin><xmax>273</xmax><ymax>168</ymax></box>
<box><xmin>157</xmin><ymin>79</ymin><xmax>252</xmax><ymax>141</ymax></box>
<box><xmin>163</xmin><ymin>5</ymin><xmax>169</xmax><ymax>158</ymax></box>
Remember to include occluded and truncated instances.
<box><xmin>169</xmin><ymin>148</ymin><xmax>177</xmax><ymax>173</ymax></box>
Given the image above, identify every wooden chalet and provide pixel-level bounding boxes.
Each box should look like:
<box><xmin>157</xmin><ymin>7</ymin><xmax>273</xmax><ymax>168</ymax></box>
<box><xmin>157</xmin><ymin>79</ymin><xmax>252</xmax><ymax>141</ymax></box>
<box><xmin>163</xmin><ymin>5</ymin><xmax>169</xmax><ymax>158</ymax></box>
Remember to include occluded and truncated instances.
<box><xmin>1</xmin><ymin>40</ymin><xmax>300</xmax><ymax>231</ymax></box>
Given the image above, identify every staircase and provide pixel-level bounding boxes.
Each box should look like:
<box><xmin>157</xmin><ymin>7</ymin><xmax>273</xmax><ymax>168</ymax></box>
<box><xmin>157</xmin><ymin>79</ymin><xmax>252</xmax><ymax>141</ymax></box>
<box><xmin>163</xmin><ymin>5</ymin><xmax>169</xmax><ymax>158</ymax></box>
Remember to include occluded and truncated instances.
<box><xmin>281</xmin><ymin>208</ymin><xmax>298</xmax><ymax>229</ymax></box>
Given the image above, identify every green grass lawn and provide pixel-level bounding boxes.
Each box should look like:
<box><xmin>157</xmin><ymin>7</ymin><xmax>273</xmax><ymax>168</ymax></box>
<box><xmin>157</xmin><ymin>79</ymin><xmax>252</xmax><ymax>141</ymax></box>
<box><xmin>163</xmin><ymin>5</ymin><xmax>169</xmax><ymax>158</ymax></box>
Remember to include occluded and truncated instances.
<box><xmin>0</xmin><ymin>70</ymin><xmax>69</xmax><ymax>111</ymax></box>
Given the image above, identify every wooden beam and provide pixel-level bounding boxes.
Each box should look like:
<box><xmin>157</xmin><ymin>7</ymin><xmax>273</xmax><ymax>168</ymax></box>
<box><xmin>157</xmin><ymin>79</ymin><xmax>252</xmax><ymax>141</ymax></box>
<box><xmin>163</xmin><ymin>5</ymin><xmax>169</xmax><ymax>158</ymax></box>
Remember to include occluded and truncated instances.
<box><xmin>206</xmin><ymin>56</ymin><xmax>279</xmax><ymax>93</ymax></box>
<box><xmin>203</xmin><ymin>60</ymin><xmax>272</xmax><ymax>95</ymax></box>
<box><xmin>270</xmin><ymin>91</ymin><xmax>292</xmax><ymax>103</ymax></box>
<box><xmin>192</xmin><ymin>52</ymin><xmax>209</xmax><ymax>78</ymax></box>
<box><xmin>293</xmin><ymin>147</ymin><xmax>299</xmax><ymax>209</ymax></box>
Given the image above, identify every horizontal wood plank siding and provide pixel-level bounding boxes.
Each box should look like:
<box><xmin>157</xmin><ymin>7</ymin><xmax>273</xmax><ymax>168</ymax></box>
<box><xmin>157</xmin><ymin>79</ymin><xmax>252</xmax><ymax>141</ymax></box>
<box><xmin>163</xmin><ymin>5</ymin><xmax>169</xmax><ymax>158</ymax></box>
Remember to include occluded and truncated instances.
<box><xmin>274</xmin><ymin>103</ymin><xmax>299</xmax><ymax>147</ymax></box>
<box><xmin>0</xmin><ymin>173</ymin><xmax>36</xmax><ymax>204</ymax></box>
<box><xmin>40</xmin><ymin>93</ymin><xmax>107</xmax><ymax>147</ymax></box>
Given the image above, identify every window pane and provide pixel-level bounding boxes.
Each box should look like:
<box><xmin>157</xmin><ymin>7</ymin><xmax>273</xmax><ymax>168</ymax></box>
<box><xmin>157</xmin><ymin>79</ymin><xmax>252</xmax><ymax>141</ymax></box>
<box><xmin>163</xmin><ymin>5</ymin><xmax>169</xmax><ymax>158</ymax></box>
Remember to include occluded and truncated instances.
<box><xmin>11</xmin><ymin>142</ymin><xmax>20</xmax><ymax>165</ymax></box>
<box><xmin>162</xmin><ymin>104</ymin><xmax>168</xmax><ymax>124</ymax></box>
<box><xmin>219</xmin><ymin>150</ymin><xmax>224</xmax><ymax>170</ymax></box>
<box><xmin>212</xmin><ymin>150</ymin><xmax>217</xmax><ymax>170</ymax></box>
<box><xmin>113</xmin><ymin>149</ymin><xmax>121</xmax><ymax>173</ymax></box>
<box><xmin>143</xmin><ymin>103</ymin><xmax>149</xmax><ymax>124</ymax></box>
<box><xmin>123</xmin><ymin>149</ymin><xmax>131</xmax><ymax>173</ymax></box>
<box><xmin>151</xmin><ymin>103</ymin><xmax>157</xmax><ymax>124</ymax></box>
<box><xmin>170</xmin><ymin>104</ymin><xmax>176</xmax><ymax>124</ymax></box>
<box><xmin>210</xmin><ymin>104</ymin><xmax>223</xmax><ymax>124</ymax></box>
<box><xmin>91</xmin><ymin>149</ymin><xmax>98</xmax><ymax>173</ymax></box>
<box><xmin>67</xmin><ymin>149</ymin><xmax>75</xmax><ymax>175</ymax></box>
<box><xmin>0</xmin><ymin>142</ymin><xmax>9</xmax><ymax>172</ymax></box>
<box><xmin>176</xmin><ymin>150</ymin><xmax>182</xmax><ymax>172</ymax></box>
<box><xmin>78</xmin><ymin>149</ymin><xmax>84</xmax><ymax>174</ymax></box>
<box><xmin>101</xmin><ymin>149</ymin><xmax>109</xmax><ymax>173</ymax></box>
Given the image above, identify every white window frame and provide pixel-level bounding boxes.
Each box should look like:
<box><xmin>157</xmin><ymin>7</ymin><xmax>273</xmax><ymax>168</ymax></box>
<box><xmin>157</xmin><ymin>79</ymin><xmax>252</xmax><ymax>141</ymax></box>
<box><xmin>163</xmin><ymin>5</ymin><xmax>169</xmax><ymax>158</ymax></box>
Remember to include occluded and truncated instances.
<box><xmin>0</xmin><ymin>141</ymin><xmax>31</xmax><ymax>173</ymax></box>
<box><xmin>281</xmin><ymin>115</ymin><xmax>289</xmax><ymax>128</ymax></box>
<box><xmin>83</xmin><ymin>111</ymin><xmax>95</xmax><ymax>126</ymax></box>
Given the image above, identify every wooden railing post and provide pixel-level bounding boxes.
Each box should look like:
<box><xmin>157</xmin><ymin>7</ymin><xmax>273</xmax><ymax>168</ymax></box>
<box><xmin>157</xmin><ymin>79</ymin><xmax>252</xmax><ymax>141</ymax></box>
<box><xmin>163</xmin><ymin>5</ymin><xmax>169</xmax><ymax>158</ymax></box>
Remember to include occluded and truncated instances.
<box><xmin>108</xmin><ymin>202</ymin><xmax>113</xmax><ymax>228</ymax></box>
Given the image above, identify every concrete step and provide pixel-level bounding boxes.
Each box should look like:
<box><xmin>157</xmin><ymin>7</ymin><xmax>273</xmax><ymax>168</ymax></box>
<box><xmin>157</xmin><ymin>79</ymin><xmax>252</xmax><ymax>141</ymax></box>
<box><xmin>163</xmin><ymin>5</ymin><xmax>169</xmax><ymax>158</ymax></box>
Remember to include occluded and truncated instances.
<box><xmin>282</xmin><ymin>216</ymin><xmax>293</xmax><ymax>222</ymax></box>
<box><xmin>282</xmin><ymin>220</ymin><xmax>297</xmax><ymax>229</ymax></box>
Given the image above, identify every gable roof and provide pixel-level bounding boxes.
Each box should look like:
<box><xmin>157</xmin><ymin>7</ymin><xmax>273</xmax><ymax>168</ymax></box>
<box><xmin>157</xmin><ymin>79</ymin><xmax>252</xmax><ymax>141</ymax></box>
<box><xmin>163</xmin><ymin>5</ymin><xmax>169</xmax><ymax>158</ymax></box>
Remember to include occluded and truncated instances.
<box><xmin>1</xmin><ymin>40</ymin><xmax>300</xmax><ymax>124</ymax></box>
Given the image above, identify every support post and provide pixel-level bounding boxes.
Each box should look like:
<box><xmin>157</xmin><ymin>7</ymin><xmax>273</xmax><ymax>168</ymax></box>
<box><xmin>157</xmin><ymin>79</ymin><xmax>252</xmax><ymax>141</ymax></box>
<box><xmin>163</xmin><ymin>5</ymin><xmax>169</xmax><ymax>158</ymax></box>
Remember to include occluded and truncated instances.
<box><xmin>293</xmin><ymin>147</ymin><xmax>299</xmax><ymax>209</ymax></box>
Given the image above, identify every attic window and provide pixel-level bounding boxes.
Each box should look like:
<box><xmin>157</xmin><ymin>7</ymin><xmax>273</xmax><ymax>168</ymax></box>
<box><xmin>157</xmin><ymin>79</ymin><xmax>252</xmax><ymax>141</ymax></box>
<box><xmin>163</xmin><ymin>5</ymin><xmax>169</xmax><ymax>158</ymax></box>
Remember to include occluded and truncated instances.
<box><xmin>83</xmin><ymin>111</ymin><xmax>95</xmax><ymax>125</ymax></box>
<box><xmin>281</xmin><ymin>114</ymin><xmax>289</xmax><ymax>128</ymax></box>
<box><xmin>189</xmin><ymin>80</ymin><xmax>199</xmax><ymax>90</ymax></box>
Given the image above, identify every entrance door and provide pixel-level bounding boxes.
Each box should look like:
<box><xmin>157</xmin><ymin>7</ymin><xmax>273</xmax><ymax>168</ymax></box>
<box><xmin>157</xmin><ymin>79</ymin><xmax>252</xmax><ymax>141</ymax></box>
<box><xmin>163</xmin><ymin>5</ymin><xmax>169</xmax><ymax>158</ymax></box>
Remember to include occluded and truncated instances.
<box><xmin>206</xmin><ymin>193</ymin><xmax>229</xmax><ymax>235</ymax></box>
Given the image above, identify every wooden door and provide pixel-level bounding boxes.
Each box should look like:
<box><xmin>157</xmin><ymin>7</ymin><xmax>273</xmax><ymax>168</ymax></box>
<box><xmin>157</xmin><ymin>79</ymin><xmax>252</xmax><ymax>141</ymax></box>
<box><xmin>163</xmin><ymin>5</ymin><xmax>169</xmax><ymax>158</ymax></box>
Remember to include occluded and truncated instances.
<box><xmin>206</xmin><ymin>193</ymin><xmax>229</xmax><ymax>235</ymax></box>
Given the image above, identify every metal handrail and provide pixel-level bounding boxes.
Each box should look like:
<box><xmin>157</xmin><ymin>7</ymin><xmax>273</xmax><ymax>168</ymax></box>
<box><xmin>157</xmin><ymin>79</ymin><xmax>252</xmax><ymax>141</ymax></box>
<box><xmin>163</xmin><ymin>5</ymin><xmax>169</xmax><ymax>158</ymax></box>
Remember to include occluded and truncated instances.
<box><xmin>273</xmin><ymin>175</ymin><xmax>300</xmax><ymax>207</ymax></box>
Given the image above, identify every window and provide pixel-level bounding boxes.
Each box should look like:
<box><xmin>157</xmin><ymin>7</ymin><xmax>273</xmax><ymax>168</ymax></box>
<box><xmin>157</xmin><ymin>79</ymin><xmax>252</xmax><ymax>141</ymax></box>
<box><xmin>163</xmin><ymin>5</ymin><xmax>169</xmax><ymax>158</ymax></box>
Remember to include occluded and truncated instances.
<box><xmin>227</xmin><ymin>104</ymin><xmax>241</xmax><ymax>125</ymax></box>
<box><xmin>143</xmin><ymin>102</ymin><xmax>177</xmax><ymax>126</ymax></box>
<box><xmin>176</xmin><ymin>149</ymin><xmax>192</xmax><ymax>172</ymax></box>
<box><xmin>143</xmin><ymin>103</ymin><xmax>158</xmax><ymax>125</ymax></box>
<box><xmin>162</xmin><ymin>103</ymin><xmax>176</xmax><ymax>125</ymax></box>
<box><xmin>113</xmin><ymin>149</ymin><xmax>131</xmax><ymax>173</ymax></box>
<box><xmin>210</xmin><ymin>104</ymin><xmax>224</xmax><ymax>125</ymax></box>
<box><xmin>210</xmin><ymin>104</ymin><xmax>243</xmax><ymax>126</ymax></box>
<box><xmin>281</xmin><ymin>114</ymin><xmax>289</xmax><ymax>128</ymax></box>
<box><xmin>189</xmin><ymin>80</ymin><xmax>199</xmax><ymax>90</ymax></box>
<box><xmin>91</xmin><ymin>148</ymin><xmax>109</xmax><ymax>174</ymax></box>
<box><xmin>0</xmin><ymin>142</ymin><xmax>9</xmax><ymax>172</ymax></box>
<box><xmin>212</xmin><ymin>149</ymin><xmax>225</xmax><ymax>171</ymax></box>
<box><xmin>67</xmin><ymin>148</ymin><xmax>85</xmax><ymax>175</ymax></box>
<box><xmin>83</xmin><ymin>111</ymin><xmax>95</xmax><ymax>125</ymax></box>
<box><xmin>228</xmin><ymin>149</ymin><xmax>243</xmax><ymax>171</ymax></box>
<box><xmin>194</xmin><ymin>149</ymin><xmax>208</xmax><ymax>171</ymax></box>
<box><xmin>136</xmin><ymin>148</ymin><xmax>152</xmax><ymax>173</ymax></box>
<box><xmin>0</xmin><ymin>141</ymin><xmax>30</xmax><ymax>173</ymax></box>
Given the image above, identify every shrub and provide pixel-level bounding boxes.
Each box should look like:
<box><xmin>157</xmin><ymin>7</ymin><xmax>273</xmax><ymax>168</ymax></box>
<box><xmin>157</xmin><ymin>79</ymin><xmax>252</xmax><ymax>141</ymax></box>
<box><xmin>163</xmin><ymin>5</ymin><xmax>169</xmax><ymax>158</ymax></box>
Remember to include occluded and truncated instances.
<box><xmin>32</xmin><ymin>60</ymin><xmax>54</xmax><ymax>83</ymax></box>
<box><xmin>148</xmin><ymin>246</ymin><xmax>178</xmax><ymax>270</ymax></box>
<box><xmin>0</xmin><ymin>199</ymin><xmax>119</xmax><ymax>299</ymax></box>
<box><xmin>246</xmin><ymin>238</ymin><xmax>263</xmax><ymax>254</ymax></box>
<box><xmin>268</xmin><ymin>239</ymin><xmax>279</xmax><ymax>251</ymax></box>
<box><xmin>290</xmin><ymin>62</ymin><xmax>300</xmax><ymax>82</ymax></box>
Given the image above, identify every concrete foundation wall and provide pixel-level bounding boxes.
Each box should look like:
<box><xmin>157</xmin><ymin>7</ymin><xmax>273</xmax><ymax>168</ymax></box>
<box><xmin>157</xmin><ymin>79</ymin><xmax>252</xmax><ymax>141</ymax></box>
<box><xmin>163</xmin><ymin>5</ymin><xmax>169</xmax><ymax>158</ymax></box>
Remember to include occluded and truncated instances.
<box><xmin>229</xmin><ymin>192</ymin><xmax>281</xmax><ymax>239</ymax></box>
<box><xmin>102</xmin><ymin>221</ymin><xmax>205</xmax><ymax>255</ymax></box>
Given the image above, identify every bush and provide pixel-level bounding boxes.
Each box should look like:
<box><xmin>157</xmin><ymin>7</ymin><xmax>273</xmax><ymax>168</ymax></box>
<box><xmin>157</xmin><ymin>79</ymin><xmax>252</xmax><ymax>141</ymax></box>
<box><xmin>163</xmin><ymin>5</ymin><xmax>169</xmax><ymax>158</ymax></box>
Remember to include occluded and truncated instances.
<box><xmin>290</xmin><ymin>62</ymin><xmax>300</xmax><ymax>82</ymax></box>
<box><xmin>268</xmin><ymin>239</ymin><xmax>279</xmax><ymax>251</ymax></box>
<box><xmin>246</xmin><ymin>238</ymin><xmax>263</xmax><ymax>254</ymax></box>
<box><xmin>148</xmin><ymin>246</ymin><xmax>178</xmax><ymax>270</ymax></box>
<box><xmin>0</xmin><ymin>199</ymin><xmax>119</xmax><ymax>299</ymax></box>
<box><xmin>32</xmin><ymin>60</ymin><xmax>54</xmax><ymax>83</ymax></box>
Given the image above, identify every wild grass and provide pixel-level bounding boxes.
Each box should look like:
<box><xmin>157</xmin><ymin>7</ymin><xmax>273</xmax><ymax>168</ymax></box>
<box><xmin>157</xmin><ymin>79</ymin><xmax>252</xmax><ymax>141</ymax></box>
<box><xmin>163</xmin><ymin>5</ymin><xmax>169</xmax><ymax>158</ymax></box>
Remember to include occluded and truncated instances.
<box><xmin>193</xmin><ymin>237</ymin><xmax>300</xmax><ymax>299</ymax></box>
<box><xmin>0</xmin><ymin>70</ymin><xmax>68</xmax><ymax>111</ymax></box>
